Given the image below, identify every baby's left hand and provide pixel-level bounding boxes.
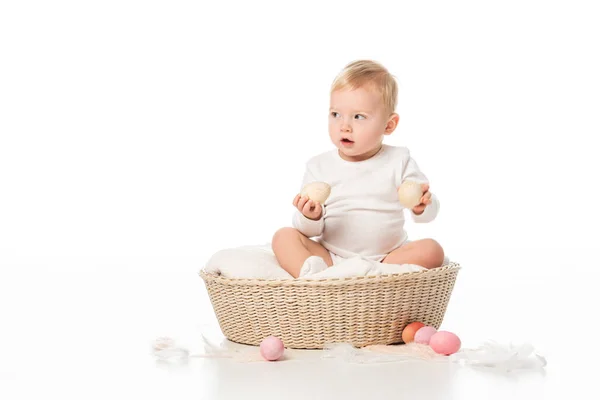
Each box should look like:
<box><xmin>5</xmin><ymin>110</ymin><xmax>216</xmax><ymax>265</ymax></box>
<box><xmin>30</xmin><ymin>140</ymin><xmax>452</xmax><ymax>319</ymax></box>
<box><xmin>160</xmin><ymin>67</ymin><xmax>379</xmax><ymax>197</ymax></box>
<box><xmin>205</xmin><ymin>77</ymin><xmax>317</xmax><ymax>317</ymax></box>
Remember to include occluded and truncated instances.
<box><xmin>412</xmin><ymin>183</ymin><xmax>432</xmax><ymax>215</ymax></box>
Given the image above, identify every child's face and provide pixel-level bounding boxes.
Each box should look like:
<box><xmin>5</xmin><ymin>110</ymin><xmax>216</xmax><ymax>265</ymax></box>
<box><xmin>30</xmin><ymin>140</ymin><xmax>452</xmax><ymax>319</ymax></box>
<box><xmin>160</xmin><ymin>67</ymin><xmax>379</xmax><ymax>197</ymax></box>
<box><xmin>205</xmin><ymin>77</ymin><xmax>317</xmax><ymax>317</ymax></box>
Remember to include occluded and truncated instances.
<box><xmin>329</xmin><ymin>85</ymin><xmax>398</xmax><ymax>162</ymax></box>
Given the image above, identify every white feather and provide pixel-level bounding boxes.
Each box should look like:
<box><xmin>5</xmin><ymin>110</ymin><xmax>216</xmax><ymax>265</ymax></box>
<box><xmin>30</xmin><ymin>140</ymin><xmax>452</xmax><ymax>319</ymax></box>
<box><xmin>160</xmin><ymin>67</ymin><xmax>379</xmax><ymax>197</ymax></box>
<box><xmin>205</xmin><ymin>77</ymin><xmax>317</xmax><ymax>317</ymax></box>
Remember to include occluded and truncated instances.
<box><xmin>449</xmin><ymin>340</ymin><xmax>547</xmax><ymax>372</ymax></box>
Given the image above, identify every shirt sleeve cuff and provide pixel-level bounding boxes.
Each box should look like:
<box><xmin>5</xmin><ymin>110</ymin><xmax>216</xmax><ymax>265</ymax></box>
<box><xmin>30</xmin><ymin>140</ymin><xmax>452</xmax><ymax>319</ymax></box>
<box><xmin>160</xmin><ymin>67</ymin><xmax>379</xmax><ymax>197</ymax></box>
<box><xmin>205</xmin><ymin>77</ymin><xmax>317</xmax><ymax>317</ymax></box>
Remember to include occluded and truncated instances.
<box><xmin>292</xmin><ymin>210</ymin><xmax>325</xmax><ymax>238</ymax></box>
<box><xmin>411</xmin><ymin>193</ymin><xmax>439</xmax><ymax>223</ymax></box>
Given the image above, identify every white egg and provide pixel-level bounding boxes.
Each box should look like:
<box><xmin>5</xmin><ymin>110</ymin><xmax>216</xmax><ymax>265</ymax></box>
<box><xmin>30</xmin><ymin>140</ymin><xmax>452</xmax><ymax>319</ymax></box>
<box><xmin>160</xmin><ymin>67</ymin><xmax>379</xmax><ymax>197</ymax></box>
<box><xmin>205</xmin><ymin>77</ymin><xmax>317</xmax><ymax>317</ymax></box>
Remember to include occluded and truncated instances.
<box><xmin>300</xmin><ymin>181</ymin><xmax>331</xmax><ymax>204</ymax></box>
<box><xmin>397</xmin><ymin>180</ymin><xmax>423</xmax><ymax>209</ymax></box>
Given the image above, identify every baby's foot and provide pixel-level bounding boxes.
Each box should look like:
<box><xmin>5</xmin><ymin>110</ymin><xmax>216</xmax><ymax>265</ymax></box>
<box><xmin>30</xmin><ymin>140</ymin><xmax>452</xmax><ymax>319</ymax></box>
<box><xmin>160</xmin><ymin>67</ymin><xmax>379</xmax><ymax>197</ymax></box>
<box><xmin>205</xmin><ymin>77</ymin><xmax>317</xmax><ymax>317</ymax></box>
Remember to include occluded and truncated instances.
<box><xmin>298</xmin><ymin>256</ymin><xmax>328</xmax><ymax>277</ymax></box>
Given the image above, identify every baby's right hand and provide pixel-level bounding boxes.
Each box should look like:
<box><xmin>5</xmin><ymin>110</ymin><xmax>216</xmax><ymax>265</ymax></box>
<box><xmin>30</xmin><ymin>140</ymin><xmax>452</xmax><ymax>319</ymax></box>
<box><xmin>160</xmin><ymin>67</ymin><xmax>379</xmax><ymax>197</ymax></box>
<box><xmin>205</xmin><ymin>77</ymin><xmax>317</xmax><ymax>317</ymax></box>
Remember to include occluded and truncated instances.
<box><xmin>293</xmin><ymin>194</ymin><xmax>322</xmax><ymax>221</ymax></box>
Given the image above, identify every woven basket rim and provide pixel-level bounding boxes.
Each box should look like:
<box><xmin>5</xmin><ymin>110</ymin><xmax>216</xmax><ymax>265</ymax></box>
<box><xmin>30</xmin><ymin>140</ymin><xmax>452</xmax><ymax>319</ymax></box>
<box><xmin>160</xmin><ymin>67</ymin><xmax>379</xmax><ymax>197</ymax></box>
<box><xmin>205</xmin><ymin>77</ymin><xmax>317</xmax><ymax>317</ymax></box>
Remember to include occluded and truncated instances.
<box><xmin>199</xmin><ymin>261</ymin><xmax>460</xmax><ymax>286</ymax></box>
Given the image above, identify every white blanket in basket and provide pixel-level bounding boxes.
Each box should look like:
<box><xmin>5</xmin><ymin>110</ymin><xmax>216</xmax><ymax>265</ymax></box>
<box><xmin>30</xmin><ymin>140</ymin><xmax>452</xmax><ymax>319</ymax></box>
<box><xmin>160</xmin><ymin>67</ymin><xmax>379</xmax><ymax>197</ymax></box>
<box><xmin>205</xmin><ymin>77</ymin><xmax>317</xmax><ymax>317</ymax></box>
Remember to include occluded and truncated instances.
<box><xmin>202</xmin><ymin>244</ymin><xmax>449</xmax><ymax>280</ymax></box>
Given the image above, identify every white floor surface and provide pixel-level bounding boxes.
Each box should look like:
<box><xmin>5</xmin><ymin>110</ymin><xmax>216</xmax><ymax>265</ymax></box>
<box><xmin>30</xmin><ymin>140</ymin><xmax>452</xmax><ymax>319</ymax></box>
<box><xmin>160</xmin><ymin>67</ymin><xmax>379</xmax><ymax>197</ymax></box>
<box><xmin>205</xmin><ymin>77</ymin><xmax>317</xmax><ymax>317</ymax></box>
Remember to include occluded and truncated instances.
<box><xmin>1</xmin><ymin>247</ymin><xmax>597</xmax><ymax>400</ymax></box>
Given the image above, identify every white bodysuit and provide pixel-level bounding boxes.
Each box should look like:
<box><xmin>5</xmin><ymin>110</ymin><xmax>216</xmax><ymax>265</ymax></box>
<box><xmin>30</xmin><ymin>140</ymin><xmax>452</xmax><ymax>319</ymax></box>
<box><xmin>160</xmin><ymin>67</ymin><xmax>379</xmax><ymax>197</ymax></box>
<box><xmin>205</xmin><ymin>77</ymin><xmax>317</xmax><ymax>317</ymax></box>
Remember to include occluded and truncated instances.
<box><xmin>292</xmin><ymin>144</ymin><xmax>440</xmax><ymax>263</ymax></box>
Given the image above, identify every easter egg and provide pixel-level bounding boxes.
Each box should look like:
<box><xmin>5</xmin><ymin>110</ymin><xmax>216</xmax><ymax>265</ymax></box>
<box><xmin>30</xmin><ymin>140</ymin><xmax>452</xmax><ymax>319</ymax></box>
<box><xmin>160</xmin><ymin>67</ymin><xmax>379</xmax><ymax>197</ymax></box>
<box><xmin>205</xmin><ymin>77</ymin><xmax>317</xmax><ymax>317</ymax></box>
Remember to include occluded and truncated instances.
<box><xmin>260</xmin><ymin>336</ymin><xmax>285</xmax><ymax>361</ymax></box>
<box><xmin>401</xmin><ymin>321</ymin><xmax>425</xmax><ymax>343</ymax></box>
<box><xmin>414</xmin><ymin>326</ymin><xmax>437</xmax><ymax>345</ymax></box>
<box><xmin>301</xmin><ymin>182</ymin><xmax>331</xmax><ymax>204</ymax></box>
<box><xmin>429</xmin><ymin>331</ymin><xmax>461</xmax><ymax>355</ymax></box>
<box><xmin>397</xmin><ymin>181</ymin><xmax>423</xmax><ymax>209</ymax></box>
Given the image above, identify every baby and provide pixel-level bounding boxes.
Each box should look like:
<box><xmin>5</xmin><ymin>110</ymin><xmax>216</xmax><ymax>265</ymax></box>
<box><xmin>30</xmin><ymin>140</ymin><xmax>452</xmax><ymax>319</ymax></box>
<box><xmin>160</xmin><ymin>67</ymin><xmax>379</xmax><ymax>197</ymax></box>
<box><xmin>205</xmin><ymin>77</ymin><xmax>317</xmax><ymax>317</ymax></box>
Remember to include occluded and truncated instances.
<box><xmin>272</xmin><ymin>60</ymin><xmax>445</xmax><ymax>278</ymax></box>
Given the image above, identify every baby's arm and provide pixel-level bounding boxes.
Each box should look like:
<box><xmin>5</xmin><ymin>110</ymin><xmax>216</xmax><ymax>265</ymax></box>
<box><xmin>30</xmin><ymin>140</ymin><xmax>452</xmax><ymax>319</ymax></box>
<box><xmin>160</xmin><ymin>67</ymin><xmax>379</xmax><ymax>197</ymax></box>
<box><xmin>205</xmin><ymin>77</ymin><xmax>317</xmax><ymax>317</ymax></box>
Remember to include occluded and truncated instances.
<box><xmin>398</xmin><ymin>151</ymin><xmax>440</xmax><ymax>223</ymax></box>
<box><xmin>291</xmin><ymin>165</ymin><xmax>325</xmax><ymax>238</ymax></box>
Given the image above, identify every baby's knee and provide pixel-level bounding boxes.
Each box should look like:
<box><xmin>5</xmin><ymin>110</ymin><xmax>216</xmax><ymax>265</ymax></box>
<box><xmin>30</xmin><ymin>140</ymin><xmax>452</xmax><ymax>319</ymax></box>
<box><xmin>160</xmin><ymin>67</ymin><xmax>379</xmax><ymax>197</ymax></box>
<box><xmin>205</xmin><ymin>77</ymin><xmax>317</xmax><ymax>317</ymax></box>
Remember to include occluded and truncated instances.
<box><xmin>272</xmin><ymin>227</ymin><xmax>301</xmax><ymax>248</ymax></box>
<box><xmin>424</xmin><ymin>239</ymin><xmax>444</xmax><ymax>267</ymax></box>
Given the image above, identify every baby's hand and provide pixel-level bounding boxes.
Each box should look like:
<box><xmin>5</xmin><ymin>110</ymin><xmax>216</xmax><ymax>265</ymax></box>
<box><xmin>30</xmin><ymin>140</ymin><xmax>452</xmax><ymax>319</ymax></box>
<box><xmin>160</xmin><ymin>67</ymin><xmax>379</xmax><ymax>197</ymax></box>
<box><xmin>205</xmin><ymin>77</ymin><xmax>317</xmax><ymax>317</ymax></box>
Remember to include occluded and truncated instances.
<box><xmin>412</xmin><ymin>183</ymin><xmax>432</xmax><ymax>215</ymax></box>
<box><xmin>293</xmin><ymin>194</ymin><xmax>323</xmax><ymax>221</ymax></box>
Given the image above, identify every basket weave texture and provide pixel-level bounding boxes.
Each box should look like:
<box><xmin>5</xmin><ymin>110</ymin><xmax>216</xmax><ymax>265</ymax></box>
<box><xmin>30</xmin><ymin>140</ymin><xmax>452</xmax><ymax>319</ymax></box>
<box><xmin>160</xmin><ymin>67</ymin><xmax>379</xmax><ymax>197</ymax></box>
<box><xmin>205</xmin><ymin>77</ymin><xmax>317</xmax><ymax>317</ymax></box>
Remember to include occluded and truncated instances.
<box><xmin>199</xmin><ymin>262</ymin><xmax>460</xmax><ymax>349</ymax></box>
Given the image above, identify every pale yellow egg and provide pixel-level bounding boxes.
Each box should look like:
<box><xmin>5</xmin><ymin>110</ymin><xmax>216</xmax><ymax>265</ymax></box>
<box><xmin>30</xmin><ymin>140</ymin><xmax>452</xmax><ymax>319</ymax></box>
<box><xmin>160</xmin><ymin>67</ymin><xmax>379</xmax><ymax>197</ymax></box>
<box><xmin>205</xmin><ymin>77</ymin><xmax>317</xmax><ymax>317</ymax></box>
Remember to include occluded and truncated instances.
<box><xmin>300</xmin><ymin>182</ymin><xmax>331</xmax><ymax>204</ymax></box>
<box><xmin>397</xmin><ymin>180</ymin><xmax>423</xmax><ymax>209</ymax></box>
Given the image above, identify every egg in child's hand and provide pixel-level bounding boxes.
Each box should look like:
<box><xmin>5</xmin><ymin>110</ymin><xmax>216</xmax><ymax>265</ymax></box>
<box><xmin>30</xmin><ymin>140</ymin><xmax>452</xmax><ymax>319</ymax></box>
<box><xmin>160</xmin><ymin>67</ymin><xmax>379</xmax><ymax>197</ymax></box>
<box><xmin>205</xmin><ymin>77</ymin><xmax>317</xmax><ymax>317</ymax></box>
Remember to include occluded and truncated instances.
<box><xmin>397</xmin><ymin>180</ymin><xmax>423</xmax><ymax>209</ymax></box>
<box><xmin>401</xmin><ymin>321</ymin><xmax>425</xmax><ymax>343</ymax></box>
<box><xmin>414</xmin><ymin>326</ymin><xmax>437</xmax><ymax>345</ymax></box>
<box><xmin>300</xmin><ymin>182</ymin><xmax>331</xmax><ymax>204</ymax></box>
<box><xmin>260</xmin><ymin>336</ymin><xmax>285</xmax><ymax>361</ymax></box>
<box><xmin>429</xmin><ymin>331</ymin><xmax>461</xmax><ymax>355</ymax></box>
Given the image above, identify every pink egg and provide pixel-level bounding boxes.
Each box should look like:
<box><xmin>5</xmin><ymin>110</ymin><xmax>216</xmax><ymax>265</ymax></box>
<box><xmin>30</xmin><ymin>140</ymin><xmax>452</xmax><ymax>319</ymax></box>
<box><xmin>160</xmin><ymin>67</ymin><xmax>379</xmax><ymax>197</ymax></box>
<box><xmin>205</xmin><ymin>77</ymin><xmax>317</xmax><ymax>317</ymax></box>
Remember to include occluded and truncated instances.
<box><xmin>429</xmin><ymin>331</ymin><xmax>461</xmax><ymax>355</ymax></box>
<box><xmin>259</xmin><ymin>336</ymin><xmax>285</xmax><ymax>361</ymax></box>
<box><xmin>414</xmin><ymin>326</ymin><xmax>437</xmax><ymax>345</ymax></box>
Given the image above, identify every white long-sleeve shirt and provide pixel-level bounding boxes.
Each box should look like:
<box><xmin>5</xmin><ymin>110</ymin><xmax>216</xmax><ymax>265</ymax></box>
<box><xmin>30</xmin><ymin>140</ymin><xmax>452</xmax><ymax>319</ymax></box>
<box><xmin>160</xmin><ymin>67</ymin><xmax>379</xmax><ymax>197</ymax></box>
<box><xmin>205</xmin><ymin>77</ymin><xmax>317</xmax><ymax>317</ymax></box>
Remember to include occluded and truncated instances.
<box><xmin>292</xmin><ymin>144</ymin><xmax>439</xmax><ymax>261</ymax></box>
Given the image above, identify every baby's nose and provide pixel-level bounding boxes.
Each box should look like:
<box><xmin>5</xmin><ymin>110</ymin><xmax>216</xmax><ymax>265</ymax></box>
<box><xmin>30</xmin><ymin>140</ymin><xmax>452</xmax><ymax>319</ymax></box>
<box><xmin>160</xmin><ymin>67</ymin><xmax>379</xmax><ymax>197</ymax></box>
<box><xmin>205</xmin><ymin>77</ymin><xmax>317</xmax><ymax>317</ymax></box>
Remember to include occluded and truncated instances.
<box><xmin>341</xmin><ymin>121</ymin><xmax>352</xmax><ymax>132</ymax></box>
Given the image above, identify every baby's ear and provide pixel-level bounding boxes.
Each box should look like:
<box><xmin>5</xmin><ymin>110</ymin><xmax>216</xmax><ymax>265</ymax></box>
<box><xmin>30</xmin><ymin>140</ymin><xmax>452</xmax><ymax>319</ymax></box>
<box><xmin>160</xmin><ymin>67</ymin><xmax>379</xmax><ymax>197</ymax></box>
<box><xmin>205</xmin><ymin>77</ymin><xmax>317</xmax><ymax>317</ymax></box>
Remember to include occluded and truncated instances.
<box><xmin>384</xmin><ymin>113</ymin><xmax>400</xmax><ymax>134</ymax></box>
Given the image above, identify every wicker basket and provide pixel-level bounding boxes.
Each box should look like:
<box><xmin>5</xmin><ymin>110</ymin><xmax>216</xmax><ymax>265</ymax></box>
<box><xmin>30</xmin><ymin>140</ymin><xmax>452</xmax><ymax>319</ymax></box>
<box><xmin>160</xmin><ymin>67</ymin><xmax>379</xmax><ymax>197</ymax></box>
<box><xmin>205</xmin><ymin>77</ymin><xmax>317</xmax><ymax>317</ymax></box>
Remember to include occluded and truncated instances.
<box><xmin>199</xmin><ymin>262</ymin><xmax>460</xmax><ymax>349</ymax></box>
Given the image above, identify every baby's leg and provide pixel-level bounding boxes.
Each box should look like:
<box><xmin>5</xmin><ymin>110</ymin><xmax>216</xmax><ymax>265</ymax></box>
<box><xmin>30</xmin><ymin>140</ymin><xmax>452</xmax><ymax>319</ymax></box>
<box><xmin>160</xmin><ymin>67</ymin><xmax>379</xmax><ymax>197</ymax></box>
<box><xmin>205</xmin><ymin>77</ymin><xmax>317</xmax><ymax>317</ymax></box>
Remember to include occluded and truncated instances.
<box><xmin>271</xmin><ymin>227</ymin><xmax>333</xmax><ymax>278</ymax></box>
<box><xmin>382</xmin><ymin>239</ymin><xmax>445</xmax><ymax>269</ymax></box>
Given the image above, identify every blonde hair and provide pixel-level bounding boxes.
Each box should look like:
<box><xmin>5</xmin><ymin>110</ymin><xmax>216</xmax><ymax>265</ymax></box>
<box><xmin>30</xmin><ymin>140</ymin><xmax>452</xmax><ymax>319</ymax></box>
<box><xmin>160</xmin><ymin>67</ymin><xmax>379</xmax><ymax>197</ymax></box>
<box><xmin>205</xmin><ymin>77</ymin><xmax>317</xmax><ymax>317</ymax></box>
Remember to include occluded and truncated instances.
<box><xmin>330</xmin><ymin>60</ymin><xmax>398</xmax><ymax>116</ymax></box>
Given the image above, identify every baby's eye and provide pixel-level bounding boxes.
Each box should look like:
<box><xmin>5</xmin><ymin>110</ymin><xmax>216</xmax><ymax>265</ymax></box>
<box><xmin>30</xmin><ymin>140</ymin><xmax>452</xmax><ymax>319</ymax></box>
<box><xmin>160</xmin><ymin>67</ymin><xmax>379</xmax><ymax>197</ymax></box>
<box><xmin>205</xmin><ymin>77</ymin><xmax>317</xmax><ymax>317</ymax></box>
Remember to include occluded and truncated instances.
<box><xmin>330</xmin><ymin>111</ymin><xmax>339</xmax><ymax>118</ymax></box>
<box><xmin>354</xmin><ymin>114</ymin><xmax>366</xmax><ymax>120</ymax></box>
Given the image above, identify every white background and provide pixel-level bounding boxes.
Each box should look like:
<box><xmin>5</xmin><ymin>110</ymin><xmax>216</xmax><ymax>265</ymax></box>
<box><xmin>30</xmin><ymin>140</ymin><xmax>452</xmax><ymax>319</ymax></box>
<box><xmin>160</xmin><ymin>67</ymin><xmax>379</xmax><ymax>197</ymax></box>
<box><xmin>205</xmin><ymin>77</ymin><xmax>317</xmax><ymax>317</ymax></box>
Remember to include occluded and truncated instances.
<box><xmin>1</xmin><ymin>1</ymin><xmax>599</xmax><ymax>399</ymax></box>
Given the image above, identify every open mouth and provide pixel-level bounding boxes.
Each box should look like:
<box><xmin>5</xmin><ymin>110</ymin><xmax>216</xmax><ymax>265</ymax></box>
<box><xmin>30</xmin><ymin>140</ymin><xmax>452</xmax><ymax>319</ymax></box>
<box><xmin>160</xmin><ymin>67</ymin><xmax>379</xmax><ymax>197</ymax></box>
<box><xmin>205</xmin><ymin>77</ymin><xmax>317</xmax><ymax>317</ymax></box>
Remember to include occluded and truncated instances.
<box><xmin>341</xmin><ymin>138</ymin><xmax>354</xmax><ymax>144</ymax></box>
